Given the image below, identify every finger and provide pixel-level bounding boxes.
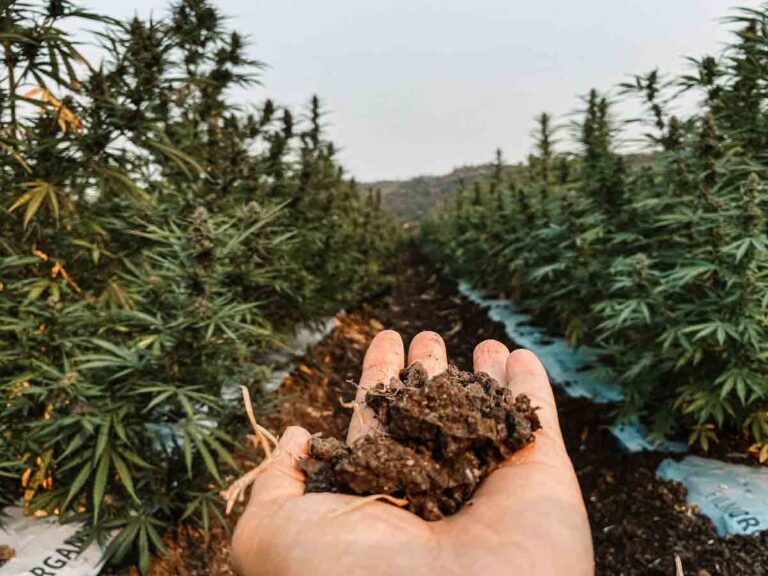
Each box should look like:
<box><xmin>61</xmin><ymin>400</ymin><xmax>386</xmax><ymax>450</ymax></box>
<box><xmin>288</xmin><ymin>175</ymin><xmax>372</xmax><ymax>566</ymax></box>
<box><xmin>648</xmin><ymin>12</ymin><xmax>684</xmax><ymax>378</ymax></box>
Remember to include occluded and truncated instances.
<box><xmin>407</xmin><ymin>331</ymin><xmax>448</xmax><ymax>377</ymax></box>
<box><xmin>472</xmin><ymin>339</ymin><xmax>509</xmax><ymax>384</ymax></box>
<box><xmin>246</xmin><ymin>426</ymin><xmax>311</xmax><ymax>506</ymax></box>
<box><xmin>346</xmin><ymin>330</ymin><xmax>404</xmax><ymax>444</ymax></box>
<box><xmin>449</xmin><ymin>350</ymin><xmax>583</xmax><ymax>532</ymax></box>
<box><xmin>505</xmin><ymin>348</ymin><xmax>563</xmax><ymax>441</ymax></box>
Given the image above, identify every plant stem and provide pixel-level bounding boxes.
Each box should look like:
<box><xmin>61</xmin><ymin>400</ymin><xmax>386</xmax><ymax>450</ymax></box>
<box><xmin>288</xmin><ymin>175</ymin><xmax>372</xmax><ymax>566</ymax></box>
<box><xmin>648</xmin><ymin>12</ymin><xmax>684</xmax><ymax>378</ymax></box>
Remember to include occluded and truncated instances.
<box><xmin>3</xmin><ymin>6</ymin><xmax>18</xmax><ymax>134</ymax></box>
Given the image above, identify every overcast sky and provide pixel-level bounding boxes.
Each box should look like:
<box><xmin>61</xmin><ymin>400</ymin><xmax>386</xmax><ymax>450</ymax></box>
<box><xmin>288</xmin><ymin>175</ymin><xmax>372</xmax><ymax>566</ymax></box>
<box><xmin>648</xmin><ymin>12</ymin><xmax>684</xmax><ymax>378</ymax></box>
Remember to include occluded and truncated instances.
<box><xmin>90</xmin><ymin>0</ymin><xmax>761</xmax><ymax>181</ymax></box>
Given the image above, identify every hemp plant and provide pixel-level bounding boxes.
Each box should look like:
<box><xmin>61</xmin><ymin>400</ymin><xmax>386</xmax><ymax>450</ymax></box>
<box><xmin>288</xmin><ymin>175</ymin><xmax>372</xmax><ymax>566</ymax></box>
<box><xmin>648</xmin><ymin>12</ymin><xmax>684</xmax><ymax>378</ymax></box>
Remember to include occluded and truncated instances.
<box><xmin>1</xmin><ymin>1</ymin><xmax>397</xmax><ymax>572</ymax></box>
<box><xmin>421</xmin><ymin>3</ymin><xmax>768</xmax><ymax>459</ymax></box>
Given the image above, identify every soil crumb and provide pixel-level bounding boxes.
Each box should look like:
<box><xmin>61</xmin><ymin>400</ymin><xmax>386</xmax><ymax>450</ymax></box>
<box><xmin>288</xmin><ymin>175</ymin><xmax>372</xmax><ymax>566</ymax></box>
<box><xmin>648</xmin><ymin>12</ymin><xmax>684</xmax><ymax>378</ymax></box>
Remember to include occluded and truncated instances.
<box><xmin>302</xmin><ymin>363</ymin><xmax>540</xmax><ymax>520</ymax></box>
<box><xmin>0</xmin><ymin>545</ymin><xmax>16</xmax><ymax>565</ymax></box>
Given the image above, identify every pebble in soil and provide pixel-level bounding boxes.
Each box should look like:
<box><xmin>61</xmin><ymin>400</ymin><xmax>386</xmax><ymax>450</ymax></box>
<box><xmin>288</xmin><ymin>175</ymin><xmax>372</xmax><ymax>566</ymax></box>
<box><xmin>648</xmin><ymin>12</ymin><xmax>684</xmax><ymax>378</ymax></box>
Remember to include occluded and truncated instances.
<box><xmin>301</xmin><ymin>362</ymin><xmax>541</xmax><ymax>520</ymax></box>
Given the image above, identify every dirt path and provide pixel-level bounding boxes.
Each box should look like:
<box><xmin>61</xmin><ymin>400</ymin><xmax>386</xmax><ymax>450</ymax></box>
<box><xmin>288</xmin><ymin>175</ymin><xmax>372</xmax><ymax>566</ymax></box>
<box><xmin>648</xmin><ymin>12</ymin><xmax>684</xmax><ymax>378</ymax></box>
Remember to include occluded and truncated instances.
<box><xmin>143</xmin><ymin>249</ymin><xmax>768</xmax><ymax>576</ymax></box>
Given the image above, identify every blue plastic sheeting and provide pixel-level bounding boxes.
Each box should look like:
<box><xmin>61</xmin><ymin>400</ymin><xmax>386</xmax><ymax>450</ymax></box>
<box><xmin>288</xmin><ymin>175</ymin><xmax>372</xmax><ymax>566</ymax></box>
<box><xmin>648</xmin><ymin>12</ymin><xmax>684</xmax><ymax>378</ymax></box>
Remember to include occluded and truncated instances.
<box><xmin>458</xmin><ymin>281</ymin><xmax>768</xmax><ymax>537</ymax></box>
<box><xmin>459</xmin><ymin>281</ymin><xmax>622</xmax><ymax>403</ymax></box>
<box><xmin>657</xmin><ymin>456</ymin><xmax>768</xmax><ymax>536</ymax></box>
<box><xmin>610</xmin><ymin>417</ymin><xmax>687</xmax><ymax>454</ymax></box>
<box><xmin>458</xmin><ymin>281</ymin><xmax>684</xmax><ymax>453</ymax></box>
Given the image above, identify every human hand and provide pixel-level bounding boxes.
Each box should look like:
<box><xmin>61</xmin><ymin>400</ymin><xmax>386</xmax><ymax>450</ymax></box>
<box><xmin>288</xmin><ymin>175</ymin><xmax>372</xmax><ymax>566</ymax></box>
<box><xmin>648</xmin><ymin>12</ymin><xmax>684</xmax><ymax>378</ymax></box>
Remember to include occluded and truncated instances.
<box><xmin>230</xmin><ymin>330</ymin><xmax>594</xmax><ymax>576</ymax></box>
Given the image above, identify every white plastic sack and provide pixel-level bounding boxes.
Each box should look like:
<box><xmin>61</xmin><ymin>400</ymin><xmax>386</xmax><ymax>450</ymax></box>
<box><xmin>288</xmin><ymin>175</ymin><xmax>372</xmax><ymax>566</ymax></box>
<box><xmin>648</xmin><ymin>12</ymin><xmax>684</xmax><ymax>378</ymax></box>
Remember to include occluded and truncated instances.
<box><xmin>0</xmin><ymin>507</ymin><xmax>104</xmax><ymax>576</ymax></box>
<box><xmin>221</xmin><ymin>315</ymin><xmax>339</xmax><ymax>403</ymax></box>
<box><xmin>263</xmin><ymin>316</ymin><xmax>338</xmax><ymax>393</ymax></box>
<box><xmin>657</xmin><ymin>456</ymin><xmax>768</xmax><ymax>536</ymax></box>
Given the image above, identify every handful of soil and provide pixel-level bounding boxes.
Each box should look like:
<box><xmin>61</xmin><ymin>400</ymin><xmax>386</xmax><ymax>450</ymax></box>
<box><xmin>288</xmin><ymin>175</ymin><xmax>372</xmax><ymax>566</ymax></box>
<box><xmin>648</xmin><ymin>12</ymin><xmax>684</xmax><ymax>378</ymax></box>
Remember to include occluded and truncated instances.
<box><xmin>301</xmin><ymin>363</ymin><xmax>541</xmax><ymax>520</ymax></box>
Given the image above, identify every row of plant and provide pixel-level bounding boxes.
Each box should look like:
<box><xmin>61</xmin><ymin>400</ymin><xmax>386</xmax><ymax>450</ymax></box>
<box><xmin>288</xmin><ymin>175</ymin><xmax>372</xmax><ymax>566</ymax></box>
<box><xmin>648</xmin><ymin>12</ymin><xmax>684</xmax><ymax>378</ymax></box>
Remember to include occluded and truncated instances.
<box><xmin>0</xmin><ymin>0</ymin><xmax>397</xmax><ymax>571</ymax></box>
<box><xmin>421</xmin><ymin>5</ymin><xmax>768</xmax><ymax>462</ymax></box>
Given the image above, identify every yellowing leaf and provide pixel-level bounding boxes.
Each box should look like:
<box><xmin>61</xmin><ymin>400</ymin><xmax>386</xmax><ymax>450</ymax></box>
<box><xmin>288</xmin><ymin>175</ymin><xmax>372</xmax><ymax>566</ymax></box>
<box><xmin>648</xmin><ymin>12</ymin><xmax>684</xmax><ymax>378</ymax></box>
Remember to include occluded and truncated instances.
<box><xmin>8</xmin><ymin>181</ymin><xmax>61</xmax><ymax>228</ymax></box>
<box><xmin>24</xmin><ymin>87</ymin><xmax>82</xmax><ymax>133</ymax></box>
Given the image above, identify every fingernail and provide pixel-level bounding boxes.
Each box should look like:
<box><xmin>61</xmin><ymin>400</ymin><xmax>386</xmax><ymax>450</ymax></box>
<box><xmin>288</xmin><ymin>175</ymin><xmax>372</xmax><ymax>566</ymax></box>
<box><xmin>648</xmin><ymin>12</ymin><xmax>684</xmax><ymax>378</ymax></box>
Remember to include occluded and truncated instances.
<box><xmin>278</xmin><ymin>426</ymin><xmax>311</xmax><ymax>455</ymax></box>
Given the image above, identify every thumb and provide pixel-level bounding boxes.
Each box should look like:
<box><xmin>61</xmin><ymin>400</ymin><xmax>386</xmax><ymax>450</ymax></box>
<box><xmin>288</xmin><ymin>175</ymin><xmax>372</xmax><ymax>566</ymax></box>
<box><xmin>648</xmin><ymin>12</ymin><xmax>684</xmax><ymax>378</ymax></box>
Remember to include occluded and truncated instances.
<box><xmin>246</xmin><ymin>425</ymin><xmax>311</xmax><ymax>506</ymax></box>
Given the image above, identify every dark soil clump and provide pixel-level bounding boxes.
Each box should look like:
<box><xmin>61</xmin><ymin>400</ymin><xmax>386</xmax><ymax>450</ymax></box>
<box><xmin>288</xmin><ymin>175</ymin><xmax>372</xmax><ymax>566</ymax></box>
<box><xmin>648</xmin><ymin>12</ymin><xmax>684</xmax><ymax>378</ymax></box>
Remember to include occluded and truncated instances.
<box><xmin>302</xmin><ymin>363</ymin><xmax>540</xmax><ymax>520</ymax></box>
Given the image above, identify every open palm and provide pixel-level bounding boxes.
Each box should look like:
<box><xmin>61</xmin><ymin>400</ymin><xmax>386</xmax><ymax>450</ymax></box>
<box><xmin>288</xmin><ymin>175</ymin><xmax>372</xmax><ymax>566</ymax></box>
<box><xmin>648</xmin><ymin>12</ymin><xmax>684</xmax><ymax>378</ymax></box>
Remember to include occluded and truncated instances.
<box><xmin>231</xmin><ymin>330</ymin><xmax>594</xmax><ymax>576</ymax></box>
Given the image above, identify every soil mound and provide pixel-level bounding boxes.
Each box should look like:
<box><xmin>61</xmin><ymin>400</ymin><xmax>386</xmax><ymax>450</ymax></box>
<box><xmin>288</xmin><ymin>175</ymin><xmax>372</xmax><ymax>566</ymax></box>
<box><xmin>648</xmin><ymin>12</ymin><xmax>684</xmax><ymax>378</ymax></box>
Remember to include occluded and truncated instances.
<box><xmin>302</xmin><ymin>363</ymin><xmax>540</xmax><ymax>520</ymax></box>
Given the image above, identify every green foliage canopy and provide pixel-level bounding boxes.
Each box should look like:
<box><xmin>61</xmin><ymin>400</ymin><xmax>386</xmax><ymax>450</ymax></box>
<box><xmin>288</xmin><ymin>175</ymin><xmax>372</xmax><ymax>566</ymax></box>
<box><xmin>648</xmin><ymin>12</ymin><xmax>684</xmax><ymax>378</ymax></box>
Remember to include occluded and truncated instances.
<box><xmin>0</xmin><ymin>0</ymin><xmax>397</xmax><ymax>570</ymax></box>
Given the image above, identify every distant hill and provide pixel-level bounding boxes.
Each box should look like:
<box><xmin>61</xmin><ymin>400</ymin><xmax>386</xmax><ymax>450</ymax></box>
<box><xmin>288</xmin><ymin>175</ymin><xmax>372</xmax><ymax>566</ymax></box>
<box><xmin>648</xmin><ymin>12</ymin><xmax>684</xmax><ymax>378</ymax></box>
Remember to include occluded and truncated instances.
<box><xmin>362</xmin><ymin>163</ymin><xmax>523</xmax><ymax>224</ymax></box>
<box><xmin>363</xmin><ymin>152</ymin><xmax>653</xmax><ymax>224</ymax></box>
